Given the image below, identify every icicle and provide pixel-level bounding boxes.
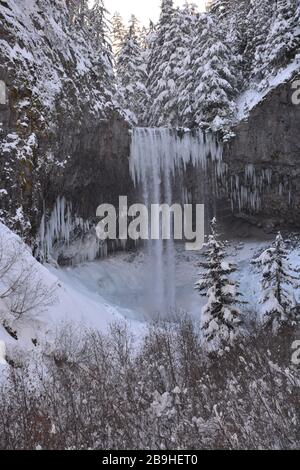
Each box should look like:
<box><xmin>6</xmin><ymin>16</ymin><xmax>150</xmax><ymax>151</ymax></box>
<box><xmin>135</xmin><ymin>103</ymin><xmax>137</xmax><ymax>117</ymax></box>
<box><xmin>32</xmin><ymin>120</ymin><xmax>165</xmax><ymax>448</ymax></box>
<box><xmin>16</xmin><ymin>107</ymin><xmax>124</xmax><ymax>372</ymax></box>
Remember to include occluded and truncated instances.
<box><xmin>130</xmin><ymin>127</ymin><xmax>223</xmax><ymax>187</ymax></box>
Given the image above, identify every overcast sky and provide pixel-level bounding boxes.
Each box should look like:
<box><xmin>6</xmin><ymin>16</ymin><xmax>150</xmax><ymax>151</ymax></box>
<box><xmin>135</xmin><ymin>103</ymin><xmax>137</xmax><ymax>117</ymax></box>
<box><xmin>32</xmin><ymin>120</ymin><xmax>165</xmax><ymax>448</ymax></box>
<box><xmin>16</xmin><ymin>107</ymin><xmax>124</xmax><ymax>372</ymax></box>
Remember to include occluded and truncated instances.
<box><xmin>103</xmin><ymin>1</ymin><xmax>207</xmax><ymax>26</ymax></box>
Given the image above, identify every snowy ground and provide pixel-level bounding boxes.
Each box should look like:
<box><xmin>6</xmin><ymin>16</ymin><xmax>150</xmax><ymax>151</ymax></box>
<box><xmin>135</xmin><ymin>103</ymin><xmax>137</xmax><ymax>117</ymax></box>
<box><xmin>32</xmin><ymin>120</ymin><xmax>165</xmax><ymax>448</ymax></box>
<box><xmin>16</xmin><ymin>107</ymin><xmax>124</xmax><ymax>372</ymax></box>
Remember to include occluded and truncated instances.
<box><xmin>1</xmin><ymin>221</ymin><xmax>300</xmax><ymax>368</ymax></box>
<box><xmin>49</xmin><ymin>241</ymin><xmax>269</xmax><ymax>322</ymax></box>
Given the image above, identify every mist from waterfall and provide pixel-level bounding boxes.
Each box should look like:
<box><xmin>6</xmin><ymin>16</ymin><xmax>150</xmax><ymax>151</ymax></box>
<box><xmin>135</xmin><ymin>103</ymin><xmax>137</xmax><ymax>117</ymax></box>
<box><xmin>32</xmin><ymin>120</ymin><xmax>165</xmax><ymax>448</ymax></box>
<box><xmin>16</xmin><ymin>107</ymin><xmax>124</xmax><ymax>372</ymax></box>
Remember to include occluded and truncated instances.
<box><xmin>129</xmin><ymin>127</ymin><xmax>223</xmax><ymax>315</ymax></box>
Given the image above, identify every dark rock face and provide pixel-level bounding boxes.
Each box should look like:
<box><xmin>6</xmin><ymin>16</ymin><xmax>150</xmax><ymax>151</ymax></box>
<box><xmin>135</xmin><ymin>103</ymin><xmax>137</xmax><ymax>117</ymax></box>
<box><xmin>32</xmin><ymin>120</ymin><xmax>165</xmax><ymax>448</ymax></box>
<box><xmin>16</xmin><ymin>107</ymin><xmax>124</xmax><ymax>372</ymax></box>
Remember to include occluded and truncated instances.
<box><xmin>224</xmin><ymin>73</ymin><xmax>300</xmax><ymax>228</ymax></box>
<box><xmin>0</xmin><ymin>63</ymin><xmax>132</xmax><ymax>255</ymax></box>
<box><xmin>37</xmin><ymin>112</ymin><xmax>133</xmax><ymax>263</ymax></box>
<box><xmin>44</xmin><ymin>113</ymin><xmax>132</xmax><ymax>223</ymax></box>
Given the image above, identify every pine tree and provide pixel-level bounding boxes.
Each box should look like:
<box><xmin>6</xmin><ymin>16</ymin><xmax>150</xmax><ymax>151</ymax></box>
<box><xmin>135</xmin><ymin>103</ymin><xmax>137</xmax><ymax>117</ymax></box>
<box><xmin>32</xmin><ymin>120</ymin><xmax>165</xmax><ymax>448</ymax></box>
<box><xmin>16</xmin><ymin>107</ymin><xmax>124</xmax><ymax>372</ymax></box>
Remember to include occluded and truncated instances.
<box><xmin>195</xmin><ymin>218</ymin><xmax>243</xmax><ymax>352</ymax></box>
<box><xmin>146</xmin><ymin>0</ymin><xmax>180</xmax><ymax>126</ymax></box>
<box><xmin>252</xmin><ymin>233</ymin><xmax>299</xmax><ymax>332</ymax></box>
<box><xmin>207</xmin><ymin>1</ymin><xmax>249</xmax><ymax>86</ymax></box>
<box><xmin>116</xmin><ymin>23</ymin><xmax>149</xmax><ymax>125</ymax></box>
<box><xmin>243</xmin><ymin>0</ymin><xmax>275</xmax><ymax>82</ymax></box>
<box><xmin>89</xmin><ymin>0</ymin><xmax>111</xmax><ymax>49</ymax></box>
<box><xmin>176</xmin><ymin>3</ymin><xmax>199</xmax><ymax>127</ymax></box>
<box><xmin>112</xmin><ymin>12</ymin><xmax>126</xmax><ymax>57</ymax></box>
<box><xmin>140</xmin><ymin>21</ymin><xmax>155</xmax><ymax>50</ymax></box>
<box><xmin>89</xmin><ymin>0</ymin><xmax>115</xmax><ymax>102</ymax></box>
<box><xmin>68</xmin><ymin>0</ymin><xmax>89</xmax><ymax>29</ymax></box>
<box><xmin>128</xmin><ymin>14</ymin><xmax>142</xmax><ymax>42</ymax></box>
<box><xmin>226</xmin><ymin>0</ymin><xmax>252</xmax><ymax>79</ymax></box>
<box><xmin>261</xmin><ymin>0</ymin><xmax>300</xmax><ymax>77</ymax></box>
<box><xmin>192</xmin><ymin>14</ymin><xmax>238</xmax><ymax>131</ymax></box>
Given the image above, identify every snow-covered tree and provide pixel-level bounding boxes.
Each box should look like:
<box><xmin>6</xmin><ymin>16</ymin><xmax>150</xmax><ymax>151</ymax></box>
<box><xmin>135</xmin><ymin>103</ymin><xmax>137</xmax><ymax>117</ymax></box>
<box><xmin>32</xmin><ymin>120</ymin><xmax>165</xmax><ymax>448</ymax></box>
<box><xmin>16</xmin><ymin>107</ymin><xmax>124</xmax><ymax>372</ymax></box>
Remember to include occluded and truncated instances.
<box><xmin>89</xmin><ymin>0</ymin><xmax>115</xmax><ymax>100</ymax></box>
<box><xmin>146</xmin><ymin>0</ymin><xmax>180</xmax><ymax>126</ymax></box>
<box><xmin>176</xmin><ymin>2</ymin><xmax>199</xmax><ymax>127</ymax></box>
<box><xmin>89</xmin><ymin>0</ymin><xmax>111</xmax><ymax>48</ymax></box>
<box><xmin>193</xmin><ymin>14</ymin><xmax>238</xmax><ymax>131</ymax></box>
<box><xmin>243</xmin><ymin>1</ymin><xmax>275</xmax><ymax>82</ymax></box>
<box><xmin>209</xmin><ymin>0</ymin><xmax>231</xmax><ymax>19</ymax></box>
<box><xmin>195</xmin><ymin>218</ymin><xmax>243</xmax><ymax>352</ymax></box>
<box><xmin>140</xmin><ymin>21</ymin><xmax>155</xmax><ymax>50</ymax></box>
<box><xmin>116</xmin><ymin>23</ymin><xmax>149</xmax><ymax>124</ymax></box>
<box><xmin>207</xmin><ymin>1</ymin><xmax>250</xmax><ymax>84</ymax></box>
<box><xmin>252</xmin><ymin>233</ymin><xmax>299</xmax><ymax>332</ymax></box>
<box><xmin>112</xmin><ymin>12</ymin><xmax>126</xmax><ymax>57</ymax></box>
<box><xmin>66</xmin><ymin>0</ymin><xmax>89</xmax><ymax>29</ymax></box>
<box><xmin>261</xmin><ymin>0</ymin><xmax>300</xmax><ymax>77</ymax></box>
<box><xmin>128</xmin><ymin>14</ymin><xmax>142</xmax><ymax>42</ymax></box>
<box><xmin>225</xmin><ymin>0</ymin><xmax>252</xmax><ymax>75</ymax></box>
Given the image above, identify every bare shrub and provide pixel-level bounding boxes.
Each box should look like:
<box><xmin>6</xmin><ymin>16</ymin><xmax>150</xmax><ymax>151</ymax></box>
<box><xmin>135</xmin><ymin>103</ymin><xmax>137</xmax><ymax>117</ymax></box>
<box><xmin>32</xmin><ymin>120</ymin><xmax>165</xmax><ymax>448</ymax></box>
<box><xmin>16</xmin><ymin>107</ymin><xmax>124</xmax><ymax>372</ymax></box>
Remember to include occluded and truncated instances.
<box><xmin>0</xmin><ymin>319</ymin><xmax>299</xmax><ymax>450</ymax></box>
<box><xmin>0</xmin><ymin>235</ymin><xmax>57</xmax><ymax>329</ymax></box>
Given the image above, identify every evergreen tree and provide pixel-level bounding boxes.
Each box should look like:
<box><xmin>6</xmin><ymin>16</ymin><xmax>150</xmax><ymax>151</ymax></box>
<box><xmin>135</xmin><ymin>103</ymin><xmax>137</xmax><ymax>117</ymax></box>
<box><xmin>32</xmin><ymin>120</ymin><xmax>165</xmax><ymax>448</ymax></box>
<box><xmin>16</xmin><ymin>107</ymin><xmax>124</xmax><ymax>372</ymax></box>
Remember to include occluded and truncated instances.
<box><xmin>67</xmin><ymin>0</ymin><xmax>89</xmax><ymax>29</ymax></box>
<box><xmin>252</xmin><ymin>233</ymin><xmax>299</xmax><ymax>332</ymax></box>
<box><xmin>226</xmin><ymin>0</ymin><xmax>252</xmax><ymax>79</ymax></box>
<box><xmin>89</xmin><ymin>0</ymin><xmax>111</xmax><ymax>47</ymax></box>
<box><xmin>89</xmin><ymin>0</ymin><xmax>115</xmax><ymax>102</ymax></box>
<box><xmin>112</xmin><ymin>12</ymin><xmax>126</xmax><ymax>57</ymax></box>
<box><xmin>261</xmin><ymin>0</ymin><xmax>300</xmax><ymax>78</ymax></box>
<box><xmin>176</xmin><ymin>2</ymin><xmax>199</xmax><ymax>127</ymax></box>
<box><xmin>193</xmin><ymin>14</ymin><xmax>238</xmax><ymax>131</ymax></box>
<box><xmin>195</xmin><ymin>218</ymin><xmax>243</xmax><ymax>352</ymax></box>
<box><xmin>140</xmin><ymin>21</ymin><xmax>155</xmax><ymax>50</ymax></box>
<box><xmin>117</xmin><ymin>23</ymin><xmax>149</xmax><ymax>124</ymax></box>
<box><xmin>128</xmin><ymin>14</ymin><xmax>142</xmax><ymax>42</ymax></box>
<box><xmin>209</xmin><ymin>0</ymin><xmax>231</xmax><ymax>19</ymax></box>
<box><xmin>146</xmin><ymin>0</ymin><xmax>179</xmax><ymax>126</ymax></box>
<box><xmin>208</xmin><ymin>1</ymin><xmax>250</xmax><ymax>86</ymax></box>
<box><xmin>245</xmin><ymin>0</ymin><xmax>275</xmax><ymax>82</ymax></box>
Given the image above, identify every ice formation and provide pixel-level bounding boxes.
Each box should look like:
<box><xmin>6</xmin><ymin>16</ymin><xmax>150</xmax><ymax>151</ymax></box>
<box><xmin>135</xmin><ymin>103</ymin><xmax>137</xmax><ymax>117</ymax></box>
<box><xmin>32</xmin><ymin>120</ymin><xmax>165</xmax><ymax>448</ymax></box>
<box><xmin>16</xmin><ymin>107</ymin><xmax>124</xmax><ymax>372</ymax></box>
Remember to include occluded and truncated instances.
<box><xmin>230</xmin><ymin>165</ymin><xmax>274</xmax><ymax>213</ymax></box>
<box><xmin>39</xmin><ymin>197</ymin><xmax>103</xmax><ymax>264</ymax></box>
<box><xmin>130</xmin><ymin>128</ymin><xmax>223</xmax><ymax>187</ymax></box>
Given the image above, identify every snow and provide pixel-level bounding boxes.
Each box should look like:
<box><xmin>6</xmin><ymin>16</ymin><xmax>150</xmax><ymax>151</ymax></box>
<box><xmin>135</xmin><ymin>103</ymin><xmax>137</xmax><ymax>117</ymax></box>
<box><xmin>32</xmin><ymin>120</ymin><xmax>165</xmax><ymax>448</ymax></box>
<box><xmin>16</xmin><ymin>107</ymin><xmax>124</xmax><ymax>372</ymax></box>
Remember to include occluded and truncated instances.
<box><xmin>56</xmin><ymin>234</ymin><xmax>295</xmax><ymax>334</ymax></box>
<box><xmin>0</xmin><ymin>222</ymin><xmax>144</xmax><ymax>364</ymax></box>
<box><xmin>0</xmin><ymin>341</ymin><xmax>6</xmax><ymax>365</ymax></box>
<box><xmin>237</xmin><ymin>59</ymin><xmax>300</xmax><ymax>122</ymax></box>
<box><xmin>0</xmin><ymin>221</ymin><xmax>299</xmax><ymax>365</ymax></box>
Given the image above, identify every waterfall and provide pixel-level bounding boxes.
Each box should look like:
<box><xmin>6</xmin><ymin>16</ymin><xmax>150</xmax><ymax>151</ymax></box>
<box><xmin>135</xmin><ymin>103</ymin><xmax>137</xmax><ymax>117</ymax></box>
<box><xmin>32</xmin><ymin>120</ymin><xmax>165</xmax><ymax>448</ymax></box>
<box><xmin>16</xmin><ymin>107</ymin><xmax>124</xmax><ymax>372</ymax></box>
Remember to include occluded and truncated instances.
<box><xmin>130</xmin><ymin>128</ymin><xmax>223</xmax><ymax>186</ymax></box>
<box><xmin>129</xmin><ymin>127</ymin><xmax>223</xmax><ymax>315</ymax></box>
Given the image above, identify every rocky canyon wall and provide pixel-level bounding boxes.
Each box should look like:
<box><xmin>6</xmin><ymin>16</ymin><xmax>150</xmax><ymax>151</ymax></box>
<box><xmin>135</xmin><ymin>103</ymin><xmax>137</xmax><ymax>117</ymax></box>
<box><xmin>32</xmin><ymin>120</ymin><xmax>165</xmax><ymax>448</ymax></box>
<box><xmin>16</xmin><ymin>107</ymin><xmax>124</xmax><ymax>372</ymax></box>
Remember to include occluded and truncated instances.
<box><xmin>0</xmin><ymin>0</ymin><xmax>133</xmax><ymax>263</ymax></box>
<box><xmin>223</xmin><ymin>72</ymin><xmax>300</xmax><ymax>230</ymax></box>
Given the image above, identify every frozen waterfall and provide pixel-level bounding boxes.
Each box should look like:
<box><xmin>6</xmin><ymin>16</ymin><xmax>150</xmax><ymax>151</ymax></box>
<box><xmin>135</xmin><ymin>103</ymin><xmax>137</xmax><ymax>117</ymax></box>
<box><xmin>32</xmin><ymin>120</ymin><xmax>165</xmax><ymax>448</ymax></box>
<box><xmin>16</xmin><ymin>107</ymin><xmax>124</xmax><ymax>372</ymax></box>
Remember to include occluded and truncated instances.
<box><xmin>130</xmin><ymin>128</ymin><xmax>223</xmax><ymax>186</ymax></box>
<box><xmin>129</xmin><ymin>127</ymin><xmax>223</xmax><ymax>314</ymax></box>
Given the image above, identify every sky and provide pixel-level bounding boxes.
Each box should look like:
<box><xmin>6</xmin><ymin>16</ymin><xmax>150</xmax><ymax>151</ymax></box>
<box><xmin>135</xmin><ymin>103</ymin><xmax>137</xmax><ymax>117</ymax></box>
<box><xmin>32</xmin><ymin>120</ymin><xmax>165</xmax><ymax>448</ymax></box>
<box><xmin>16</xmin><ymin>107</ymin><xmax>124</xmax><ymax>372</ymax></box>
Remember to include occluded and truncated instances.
<box><xmin>103</xmin><ymin>1</ymin><xmax>207</xmax><ymax>26</ymax></box>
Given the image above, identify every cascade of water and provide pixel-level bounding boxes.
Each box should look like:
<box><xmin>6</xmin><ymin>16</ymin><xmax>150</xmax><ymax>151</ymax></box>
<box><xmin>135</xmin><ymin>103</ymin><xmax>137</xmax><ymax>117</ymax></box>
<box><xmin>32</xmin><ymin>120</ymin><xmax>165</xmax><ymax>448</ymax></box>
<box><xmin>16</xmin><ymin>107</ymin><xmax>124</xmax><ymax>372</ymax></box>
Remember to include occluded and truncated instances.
<box><xmin>130</xmin><ymin>128</ymin><xmax>223</xmax><ymax>187</ymax></box>
<box><xmin>130</xmin><ymin>127</ymin><xmax>223</xmax><ymax>314</ymax></box>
